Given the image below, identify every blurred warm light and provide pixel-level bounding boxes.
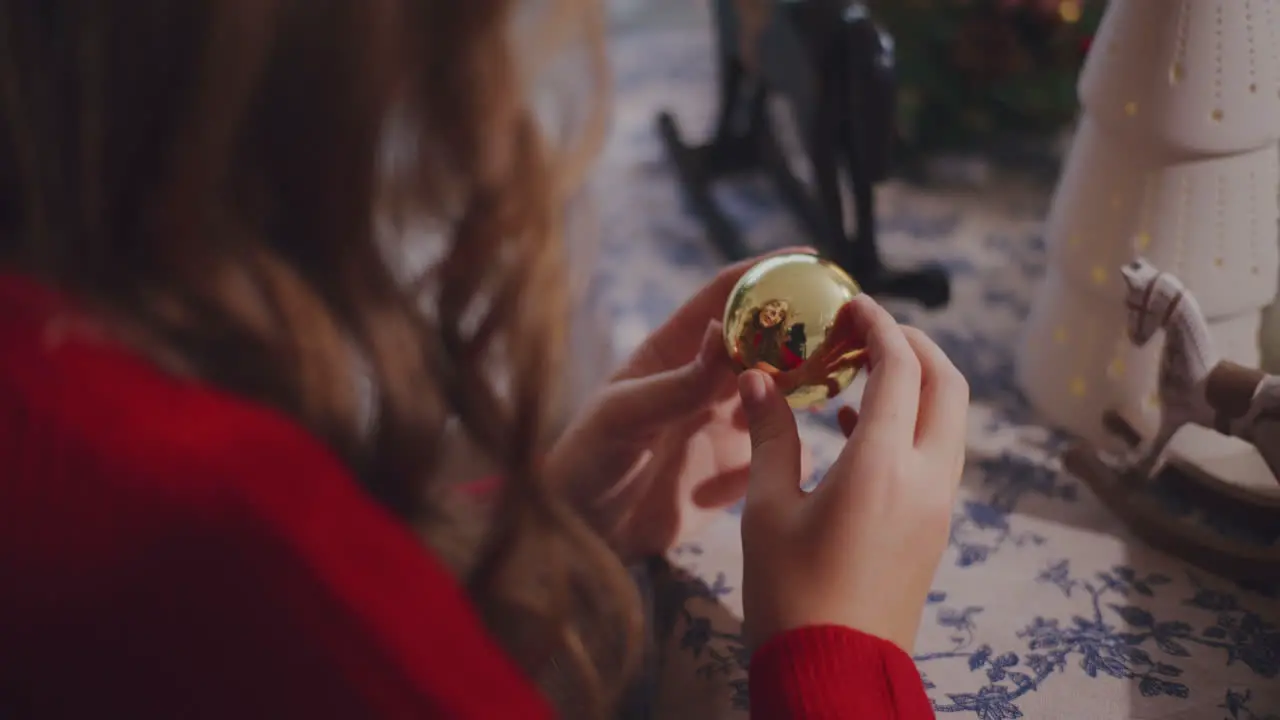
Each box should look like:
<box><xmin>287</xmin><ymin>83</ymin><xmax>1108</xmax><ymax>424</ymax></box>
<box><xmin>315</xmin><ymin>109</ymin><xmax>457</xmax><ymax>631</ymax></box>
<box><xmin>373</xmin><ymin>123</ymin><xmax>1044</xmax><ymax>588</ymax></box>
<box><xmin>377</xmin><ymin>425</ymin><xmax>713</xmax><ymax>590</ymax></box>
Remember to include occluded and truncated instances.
<box><xmin>1059</xmin><ymin>0</ymin><xmax>1082</xmax><ymax>23</ymax></box>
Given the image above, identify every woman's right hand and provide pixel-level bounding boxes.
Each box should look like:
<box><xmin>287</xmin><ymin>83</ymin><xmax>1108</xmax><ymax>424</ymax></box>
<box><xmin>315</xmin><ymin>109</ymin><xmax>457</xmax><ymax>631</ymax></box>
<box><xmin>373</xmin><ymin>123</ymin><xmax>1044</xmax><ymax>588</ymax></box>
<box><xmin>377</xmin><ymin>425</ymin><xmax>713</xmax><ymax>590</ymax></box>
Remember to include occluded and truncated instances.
<box><xmin>737</xmin><ymin>294</ymin><xmax>969</xmax><ymax>653</ymax></box>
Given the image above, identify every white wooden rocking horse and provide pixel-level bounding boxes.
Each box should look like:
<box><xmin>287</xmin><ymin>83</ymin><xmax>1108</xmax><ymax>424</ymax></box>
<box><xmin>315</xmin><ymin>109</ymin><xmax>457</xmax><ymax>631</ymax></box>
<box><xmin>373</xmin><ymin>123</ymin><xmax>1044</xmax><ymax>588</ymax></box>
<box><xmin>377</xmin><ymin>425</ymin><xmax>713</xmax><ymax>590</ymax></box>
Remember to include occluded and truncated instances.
<box><xmin>1103</xmin><ymin>258</ymin><xmax>1280</xmax><ymax>484</ymax></box>
<box><xmin>1062</xmin><ymin>257</ymin><xmax>1280</xmax><ymax>581</ymax></box>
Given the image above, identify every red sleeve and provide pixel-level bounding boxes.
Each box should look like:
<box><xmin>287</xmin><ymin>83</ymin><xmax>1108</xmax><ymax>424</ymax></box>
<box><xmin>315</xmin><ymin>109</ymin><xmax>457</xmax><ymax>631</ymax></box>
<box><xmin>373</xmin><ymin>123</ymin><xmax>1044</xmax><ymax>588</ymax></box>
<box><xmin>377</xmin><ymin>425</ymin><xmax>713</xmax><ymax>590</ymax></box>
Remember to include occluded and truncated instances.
<box><xmin>779</xmin><ymin>342</ymin><xmax>805</xmax><ymax>370</ymax></box>
<box><xmin>749</xmin><ymin>625</ymin><xmax>935</xmax><ymax>719</ymax></box>
<box><xmin>0</xmin><ymin>410</ymin><xmax>555</xmax><ymax>719</ymax></box>
<box><xmin>0</xmin><ymin>277</ymin><xmax>555</xmax><ymax>719</ymax></box>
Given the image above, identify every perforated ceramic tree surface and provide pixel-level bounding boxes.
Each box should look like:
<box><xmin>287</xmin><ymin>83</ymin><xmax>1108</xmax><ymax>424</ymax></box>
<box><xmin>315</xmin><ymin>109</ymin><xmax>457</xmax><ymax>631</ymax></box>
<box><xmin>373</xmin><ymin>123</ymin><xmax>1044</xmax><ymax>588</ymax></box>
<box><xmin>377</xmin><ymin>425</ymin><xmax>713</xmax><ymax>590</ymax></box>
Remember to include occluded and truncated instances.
<box><xmin>1017</xmin><ymin>0</ymin><xmax>1280</xmax><ymax>448</ymax></box>
<box><xmin>1042</xmin><ymin>127</ymin><xmax>1278</xmax><ymax>317</ymax></box>
<box><xmin>1078</xmin><ymin>0</ymin><xmax>1280</xmax><ymax>152</ymax></box>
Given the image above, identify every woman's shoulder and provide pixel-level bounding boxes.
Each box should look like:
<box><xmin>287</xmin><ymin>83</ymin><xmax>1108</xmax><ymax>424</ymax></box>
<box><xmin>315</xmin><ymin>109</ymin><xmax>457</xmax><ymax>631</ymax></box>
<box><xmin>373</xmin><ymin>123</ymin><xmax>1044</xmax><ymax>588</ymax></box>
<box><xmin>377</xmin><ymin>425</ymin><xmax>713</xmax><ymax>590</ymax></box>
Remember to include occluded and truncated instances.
<box><xmin>0</xmin><ymin>273</ymin><xmax>554</xmax><ymax>717</ymax></box>
<box><xmin>0</xmin><ymin>271</ymin><xmax>367</xmax><ymax>573</ymax></box>
<box><xmin>0</xmin><ymin>272</ymin><xmax>343</xmax><ymax>501</ymax></box>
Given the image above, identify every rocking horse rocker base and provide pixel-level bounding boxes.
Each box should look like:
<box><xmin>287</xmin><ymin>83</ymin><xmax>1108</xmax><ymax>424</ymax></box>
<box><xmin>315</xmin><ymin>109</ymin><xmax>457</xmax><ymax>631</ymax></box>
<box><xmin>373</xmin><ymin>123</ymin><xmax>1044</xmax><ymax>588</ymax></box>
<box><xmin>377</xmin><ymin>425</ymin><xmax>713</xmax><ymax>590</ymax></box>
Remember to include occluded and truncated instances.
<box><xmin>1063</xmin><ymin>443</ymin><xmax>1280</xmax><ymax>583</ymax></box>
<box><xmin>656</xmin><ymin>0</ymin><xmax>951</xmax><ymax>309</ymax></box>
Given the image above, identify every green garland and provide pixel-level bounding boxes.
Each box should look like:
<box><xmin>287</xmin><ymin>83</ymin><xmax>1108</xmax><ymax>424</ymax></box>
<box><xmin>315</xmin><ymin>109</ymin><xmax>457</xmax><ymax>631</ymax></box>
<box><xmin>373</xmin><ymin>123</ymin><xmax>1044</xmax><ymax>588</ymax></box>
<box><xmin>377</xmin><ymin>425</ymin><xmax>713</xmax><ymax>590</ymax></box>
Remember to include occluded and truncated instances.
<box><xmin>870</xmin><ymin>0</ymin><xmax>1105</xmax><ymax>157</ymax></box>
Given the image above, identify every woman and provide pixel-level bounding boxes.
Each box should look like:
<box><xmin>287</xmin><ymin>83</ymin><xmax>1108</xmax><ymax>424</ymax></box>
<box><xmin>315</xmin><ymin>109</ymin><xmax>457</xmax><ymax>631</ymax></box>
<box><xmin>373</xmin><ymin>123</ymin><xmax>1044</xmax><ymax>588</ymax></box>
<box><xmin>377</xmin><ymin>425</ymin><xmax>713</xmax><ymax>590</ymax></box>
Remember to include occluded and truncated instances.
<box><xmin>734</xmin><ymin>297</ymin><xmax>867</xmax><ymax>400</ymax></box>
<box><xmin>736</xmin><ymin>299</ymin><xmax>804</xmax><ymax>371</ymax></box>
<box><xmin>0</xmin><ymin>1</ymin><xmax>968</xmax><ymax>717</ymax></box>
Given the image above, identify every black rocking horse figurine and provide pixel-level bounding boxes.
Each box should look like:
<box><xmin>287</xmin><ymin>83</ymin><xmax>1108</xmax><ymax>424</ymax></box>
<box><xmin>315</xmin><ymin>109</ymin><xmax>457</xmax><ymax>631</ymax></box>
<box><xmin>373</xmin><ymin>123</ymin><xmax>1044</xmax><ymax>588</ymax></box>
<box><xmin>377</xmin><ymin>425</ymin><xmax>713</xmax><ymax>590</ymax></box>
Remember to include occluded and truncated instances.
<box><xmin>656</xmin><ymin>0</ymin><xmax>950</xmax><ymax>308</ymax></box>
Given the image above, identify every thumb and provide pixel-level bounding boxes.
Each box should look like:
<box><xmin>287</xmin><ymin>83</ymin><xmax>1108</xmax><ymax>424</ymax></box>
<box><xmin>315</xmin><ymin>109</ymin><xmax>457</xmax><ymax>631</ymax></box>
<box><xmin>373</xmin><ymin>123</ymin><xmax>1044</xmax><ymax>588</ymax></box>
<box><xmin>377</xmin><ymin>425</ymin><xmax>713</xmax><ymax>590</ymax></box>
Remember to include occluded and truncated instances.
<box><xmin>593</xmin><ymin>322</ymin><xmax>726</xmax><ymax>433</ymax></box>
<box><xmin>739</xmin><ymin>370</ymin><xmax>803</xmax><ymax>523</ymax></box>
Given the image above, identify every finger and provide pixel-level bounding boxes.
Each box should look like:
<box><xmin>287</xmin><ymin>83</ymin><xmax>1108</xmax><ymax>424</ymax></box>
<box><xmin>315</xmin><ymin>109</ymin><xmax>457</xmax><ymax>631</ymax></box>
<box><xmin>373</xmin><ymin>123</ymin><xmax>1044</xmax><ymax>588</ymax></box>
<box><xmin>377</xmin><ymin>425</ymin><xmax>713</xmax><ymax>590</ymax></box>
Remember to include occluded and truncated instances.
<box><xmin>618</xmin><ymin>247</ymin><xmax>817</xmax><ymax>378</ymax></box>
<box><xmin>826</xmin><ymin>297</ymin><xmax>860</xmax><ymax>344</ymax></box>
<box><xmin>728</xmin><ymin>398</ymin><xmax>749</xmax><ymax>430</ymax></box>
<box><xmin>692</xmin><ymin>466</ymin><xmax>752</xmax><ymax>510</ymax></box>
<box><xmin>807</xmin><ymin>306</ymin><xmax>870</xmax><ymax>371</ymax></box>
<box><xmin>594</xmin><ymin>322</ymin><xmax>727</xmax><ymax>433</ymax></box>
<box><xmin>700</xmin><ymin>319</ymin><xmax>734</xmax><ymax>373</ymax></box>
<box><xmin>799</xmin><ymin>437</ymin><xmax>814</xmax><ymax>484</ymax></box>
<box><xmin>901</xmin><ymin>327</ymin><xmax>969</xmax><ymax>459</ymax></box>
<box><xmin>739</xmin><ymin>370</ymin><xmax>804</xmax><ymax>522</ymax></box>
<box><xmin>843</xmin><ymin>295</ymin><xmax>921</xmax><ymax>450</ymax></box>
<box><xmin>838</xmin><ymin>406</ymin><xmax>858</xmax><ymax>437</ymax></box>
<box><xmin>805</xmin><ymin>305</ymin><xmax>857</xmax><ymax>363</ymax></box>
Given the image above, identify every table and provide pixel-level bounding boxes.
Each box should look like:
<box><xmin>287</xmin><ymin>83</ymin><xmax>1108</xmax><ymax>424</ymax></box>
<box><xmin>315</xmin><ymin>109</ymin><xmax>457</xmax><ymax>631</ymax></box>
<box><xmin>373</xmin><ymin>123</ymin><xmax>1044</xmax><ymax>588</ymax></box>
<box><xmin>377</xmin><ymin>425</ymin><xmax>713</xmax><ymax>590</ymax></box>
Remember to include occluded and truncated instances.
<box><xmin>596</xmin><ymin>13</ymin><xmax>1280</xmax><ymax>718</ymax></box>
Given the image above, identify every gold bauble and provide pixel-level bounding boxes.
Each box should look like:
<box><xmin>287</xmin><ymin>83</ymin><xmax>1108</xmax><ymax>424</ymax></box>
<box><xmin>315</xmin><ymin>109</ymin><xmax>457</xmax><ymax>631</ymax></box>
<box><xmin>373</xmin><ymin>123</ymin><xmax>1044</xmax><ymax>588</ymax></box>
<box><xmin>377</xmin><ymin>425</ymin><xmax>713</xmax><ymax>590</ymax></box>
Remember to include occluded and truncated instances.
<box><xmin>723</xmin><ymin>253</ymin><xmax>865</xmax><ymax>409</ymax></box>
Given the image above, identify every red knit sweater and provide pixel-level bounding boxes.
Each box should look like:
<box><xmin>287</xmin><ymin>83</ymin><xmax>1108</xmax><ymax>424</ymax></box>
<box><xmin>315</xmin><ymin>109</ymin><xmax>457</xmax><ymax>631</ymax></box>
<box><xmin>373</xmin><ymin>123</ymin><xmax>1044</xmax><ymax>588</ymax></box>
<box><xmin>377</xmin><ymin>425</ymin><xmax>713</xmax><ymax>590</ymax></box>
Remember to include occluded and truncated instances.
<box><xmin>0</xmin><ymin>273</ymin><xmax>935</xmax><ymax>718</ymax></box>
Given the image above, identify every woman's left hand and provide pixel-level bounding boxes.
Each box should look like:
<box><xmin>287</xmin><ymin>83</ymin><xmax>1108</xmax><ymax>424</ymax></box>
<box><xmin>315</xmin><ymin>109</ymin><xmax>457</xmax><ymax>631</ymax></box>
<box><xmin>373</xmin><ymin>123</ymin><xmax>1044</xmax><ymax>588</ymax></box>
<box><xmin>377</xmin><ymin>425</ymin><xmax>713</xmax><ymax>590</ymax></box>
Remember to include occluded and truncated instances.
<box><xmin>546</xmin><ymin>253</ymin><xmax>814</xmax><ymax>561</ymax></box>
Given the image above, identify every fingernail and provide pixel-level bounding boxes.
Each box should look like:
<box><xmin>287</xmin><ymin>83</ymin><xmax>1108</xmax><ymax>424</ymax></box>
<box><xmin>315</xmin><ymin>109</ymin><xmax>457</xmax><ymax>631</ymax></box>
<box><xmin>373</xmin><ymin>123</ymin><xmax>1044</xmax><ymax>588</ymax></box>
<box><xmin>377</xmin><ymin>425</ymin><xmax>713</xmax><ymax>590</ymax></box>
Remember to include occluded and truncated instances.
<box><xmin>698</xmin><ymin>322</ymin><xmax>724</xmax><ymax>365</ymax></box>
<box><xmin>702</xmin><ymin>320</ymin><xmax>721</xmax><ymax>347</ymax></box>
<box><xmin>739</xmin><ymin>371</ymin><xmax>767</xmax><ymax>409</ymax></box>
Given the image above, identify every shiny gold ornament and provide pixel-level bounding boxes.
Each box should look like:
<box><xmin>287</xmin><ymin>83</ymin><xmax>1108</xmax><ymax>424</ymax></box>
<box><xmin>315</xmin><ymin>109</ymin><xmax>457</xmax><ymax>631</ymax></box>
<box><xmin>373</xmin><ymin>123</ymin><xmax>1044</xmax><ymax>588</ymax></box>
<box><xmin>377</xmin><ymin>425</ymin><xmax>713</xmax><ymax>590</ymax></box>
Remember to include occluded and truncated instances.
<box><xmin>723</xmin><ymin>253</ymin><xmax>866</xmax><ymax>409</ymax></box>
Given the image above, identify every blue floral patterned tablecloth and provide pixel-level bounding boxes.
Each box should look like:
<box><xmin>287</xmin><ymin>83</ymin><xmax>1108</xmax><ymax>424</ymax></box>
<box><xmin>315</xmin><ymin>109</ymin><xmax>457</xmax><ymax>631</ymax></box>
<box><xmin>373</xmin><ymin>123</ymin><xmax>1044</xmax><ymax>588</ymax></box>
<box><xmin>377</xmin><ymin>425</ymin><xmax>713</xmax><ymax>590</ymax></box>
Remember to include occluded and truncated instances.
<box><xmin>593</xmin><ymin>15</ymin><xmax>1280</xmax><ymax>720</ymax></box>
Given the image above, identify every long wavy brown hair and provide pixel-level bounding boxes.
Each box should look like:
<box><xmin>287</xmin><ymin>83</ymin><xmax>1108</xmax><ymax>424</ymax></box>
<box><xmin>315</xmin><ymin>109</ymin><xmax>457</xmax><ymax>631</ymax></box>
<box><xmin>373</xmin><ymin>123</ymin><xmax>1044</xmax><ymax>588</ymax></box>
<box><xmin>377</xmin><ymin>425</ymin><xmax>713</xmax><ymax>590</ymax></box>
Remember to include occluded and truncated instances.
<box><xmin>0</xmin><ymin>0</ymin><xmax>637</xmax><ymax>715</ymax></box>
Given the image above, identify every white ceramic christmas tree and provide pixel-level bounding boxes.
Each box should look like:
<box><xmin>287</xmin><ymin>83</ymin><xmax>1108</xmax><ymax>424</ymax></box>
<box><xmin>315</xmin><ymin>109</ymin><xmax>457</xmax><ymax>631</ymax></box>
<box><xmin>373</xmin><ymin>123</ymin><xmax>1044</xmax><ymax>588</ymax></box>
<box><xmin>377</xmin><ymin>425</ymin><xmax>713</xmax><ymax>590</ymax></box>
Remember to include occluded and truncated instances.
<box><xmin>1018</xmin><ymin>0</ymin><xmax>1280</xmax><ymax>455</ymax></box>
